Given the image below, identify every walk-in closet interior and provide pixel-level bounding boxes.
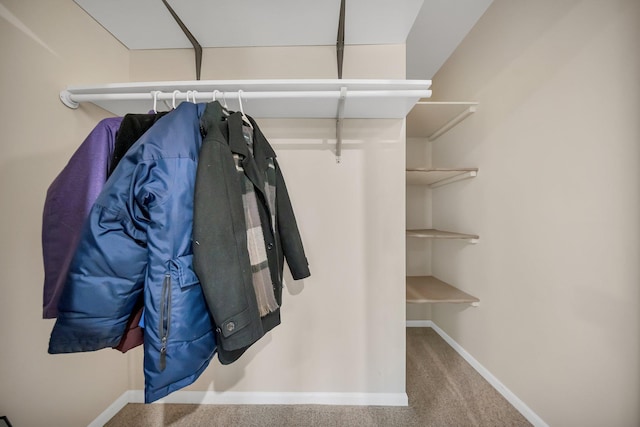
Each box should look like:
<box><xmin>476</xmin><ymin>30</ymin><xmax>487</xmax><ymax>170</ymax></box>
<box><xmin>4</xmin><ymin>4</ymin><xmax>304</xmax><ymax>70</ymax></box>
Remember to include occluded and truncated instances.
<box><xmin>0</xmin><ymin>1</ymin><xmax>638</xmax><ymax>426</ymax></box>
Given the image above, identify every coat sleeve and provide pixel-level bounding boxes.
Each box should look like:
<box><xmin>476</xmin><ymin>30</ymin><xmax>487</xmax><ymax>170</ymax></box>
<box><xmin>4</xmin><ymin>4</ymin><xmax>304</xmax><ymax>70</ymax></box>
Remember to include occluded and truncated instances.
<box><xmin>42</xmin><ymin>118</ymin><xmax>121</xmax><ymax>319</ymax></box>
<box><xmin>48</xmin><ymin>161</ymin><xmax>153</xmax><ymax>354</ymax></box>
<box><xmin>275</xmin><ymin>161</ymin><xmax>310</xmax><ymax>280</ymax></box>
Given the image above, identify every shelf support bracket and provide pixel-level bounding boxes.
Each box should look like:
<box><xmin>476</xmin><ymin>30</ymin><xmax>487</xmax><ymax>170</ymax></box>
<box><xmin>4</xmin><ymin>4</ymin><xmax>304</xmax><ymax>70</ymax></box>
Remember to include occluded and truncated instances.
<box><xmin>336</xmin><ymin>86</ymin><xmax>347</xmax><ymax>163</ymax></box>
<box><xmin>428</xmin><ymin>105</ymin><xmax>477</xmax><ymax>141</ymax></box>
<box><xmin>336</xmin><ymin>0</ymin><xmax>345</xmax><ymax>79</ymax></box>
<box><xmin>162</xmin><ymin>0</ymin><xmax>202</xmax><ymax>81</ymax></box>
<box><xmin>429</xmin><ymin>170</ymin><xmax>478</xmax><ymax>189</ymax></box>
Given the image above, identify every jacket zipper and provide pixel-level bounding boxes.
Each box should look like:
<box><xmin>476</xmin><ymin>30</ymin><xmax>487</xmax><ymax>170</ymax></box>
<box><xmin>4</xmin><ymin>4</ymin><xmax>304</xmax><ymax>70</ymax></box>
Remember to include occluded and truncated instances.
<box><xmin>159</xmin><ymin>272</ymin><xmax>171</xmax><ymax>371</ymax></box>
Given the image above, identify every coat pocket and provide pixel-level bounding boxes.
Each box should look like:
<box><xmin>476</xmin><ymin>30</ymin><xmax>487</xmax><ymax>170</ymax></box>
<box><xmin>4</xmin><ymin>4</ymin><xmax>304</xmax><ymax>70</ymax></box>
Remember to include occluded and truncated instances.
<box><xmin>158</xmin><ymin>272</ymin><xmax>171</xmax><ymax>371</ymax></box>
<box><xmin>157</xmin><ymin>254</ymin><xmax>214</xmax><ymax>371</ymax></box>
<box><xmin>165</xmin><ymin>254</ymin><xmax>214</xmax><ymax>342</ymax></box>
<box><xmin>170</xmin><ymin>254</ymin><xmax>200</xmax><ymax>289</ymax></box>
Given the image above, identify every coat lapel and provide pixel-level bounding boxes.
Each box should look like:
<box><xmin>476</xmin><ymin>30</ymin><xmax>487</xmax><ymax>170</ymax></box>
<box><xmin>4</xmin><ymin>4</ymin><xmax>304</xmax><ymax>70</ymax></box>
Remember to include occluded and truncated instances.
<box><xmin>227</xmin><ymin>113</ymin><xmax>276</xmax><ymax>201</ymax></box>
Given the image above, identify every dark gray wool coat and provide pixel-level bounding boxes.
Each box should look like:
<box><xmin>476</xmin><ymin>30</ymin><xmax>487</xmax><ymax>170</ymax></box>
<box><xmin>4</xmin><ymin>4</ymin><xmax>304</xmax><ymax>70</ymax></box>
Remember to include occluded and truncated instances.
<box><xmin>193</xmin><ymin>103</ymin><xmax>310</xmax><ymax>365</ymax></box>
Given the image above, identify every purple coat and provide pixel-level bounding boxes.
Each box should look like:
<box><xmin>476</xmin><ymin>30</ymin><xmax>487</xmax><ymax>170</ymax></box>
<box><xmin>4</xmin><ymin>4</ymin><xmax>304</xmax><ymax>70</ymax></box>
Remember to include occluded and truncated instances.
<box><xmin>42</xmin><ymin>117</ymin><xmax>122</xmax><ymax>318</ymax></box>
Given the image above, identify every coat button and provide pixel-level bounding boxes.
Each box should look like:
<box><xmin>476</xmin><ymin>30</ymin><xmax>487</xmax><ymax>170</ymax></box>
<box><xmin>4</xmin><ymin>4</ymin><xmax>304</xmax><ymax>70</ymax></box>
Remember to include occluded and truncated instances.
<box><xmin>225</xmin><ymin>322</ymin><xmax>235</xmax><ymax>332</ymax></box>
<box><xmin>267</xmin><ymin>243</ymin><xmax>274</xmax><ymax>250</ymax></box>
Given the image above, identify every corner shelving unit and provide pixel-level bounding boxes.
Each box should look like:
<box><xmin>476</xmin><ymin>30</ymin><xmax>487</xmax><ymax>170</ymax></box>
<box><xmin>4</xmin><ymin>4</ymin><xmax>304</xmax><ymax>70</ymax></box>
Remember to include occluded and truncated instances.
<box><xmin>406</xmin><ymin>100</ymin><xmax>480</xmax><ymax>306</ymax></box>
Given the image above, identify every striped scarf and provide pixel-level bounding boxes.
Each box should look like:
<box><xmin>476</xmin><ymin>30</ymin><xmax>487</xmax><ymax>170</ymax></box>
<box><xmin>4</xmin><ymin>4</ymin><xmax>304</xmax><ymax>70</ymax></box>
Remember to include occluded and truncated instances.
<box><xmin>233</xmin><ymin>129</ymin><xmax>279</xmax><ymax>317</ymax></box>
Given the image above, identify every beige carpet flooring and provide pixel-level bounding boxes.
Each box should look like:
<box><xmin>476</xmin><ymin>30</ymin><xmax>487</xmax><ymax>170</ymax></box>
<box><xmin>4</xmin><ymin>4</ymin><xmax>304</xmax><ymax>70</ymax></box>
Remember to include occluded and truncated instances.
<box><xmin>105</xmin><ymin>327</ymin><xmax>532</xmax><ymax>426</ymax></box>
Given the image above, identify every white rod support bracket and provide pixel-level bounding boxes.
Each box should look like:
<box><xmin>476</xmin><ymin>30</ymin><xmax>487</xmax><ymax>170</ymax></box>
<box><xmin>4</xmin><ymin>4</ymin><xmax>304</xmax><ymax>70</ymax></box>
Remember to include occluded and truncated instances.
<box><xmin>335</xmin><ymin>86</ymin><xmax>347</xmax><ymax>163</ymax></box>
<box><xmin>471</xmin><ymin>301</ymin><xmax>480</xmax><ymax>307</ymax></box>
<box><xmin>59</xmin><ymin>90</ymin><xmax>79</xmax><ymax>109</ymax></box>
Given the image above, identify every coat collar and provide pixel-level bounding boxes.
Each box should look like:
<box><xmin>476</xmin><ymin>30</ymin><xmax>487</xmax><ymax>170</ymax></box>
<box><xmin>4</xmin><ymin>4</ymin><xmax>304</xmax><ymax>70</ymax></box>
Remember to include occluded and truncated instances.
<box><xmin>227</xmin><ymin>112</ymin><xmax>276</xmax><ymax>165</ymax></box>
<box><xmin>227</xmin><ymin>112</ymin><xmax>276</xmax><ymax>196</ymax></box>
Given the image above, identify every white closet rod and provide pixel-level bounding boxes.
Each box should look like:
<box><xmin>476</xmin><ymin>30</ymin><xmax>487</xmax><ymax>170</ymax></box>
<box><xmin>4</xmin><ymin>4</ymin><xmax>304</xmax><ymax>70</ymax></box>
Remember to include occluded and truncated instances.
<box><xmin>60</xmin><ymin>81</ymin><xmax>432</xmax><ymax>164</ymax></box>
<box><xmin>61</xmin><ymin>89</ymin><xmax>432</xmax><ymax>108</ymax></box>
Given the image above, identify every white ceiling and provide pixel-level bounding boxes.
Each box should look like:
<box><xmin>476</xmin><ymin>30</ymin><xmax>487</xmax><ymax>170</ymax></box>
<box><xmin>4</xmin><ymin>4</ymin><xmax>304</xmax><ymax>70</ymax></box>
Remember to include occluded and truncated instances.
<box><xmin>407</xmin><ymin>0</ymin><xmax>493</xmax><ymax>79</ymax></box>
<box><xmin>74</xmin><ymin>0</ymin><xmax>423</xmax><ymax>48</ymax></box>
<box><xmin>74</xmin><ymin>0</ymin><xmax>493</xmax><ymax>79</ymax></box>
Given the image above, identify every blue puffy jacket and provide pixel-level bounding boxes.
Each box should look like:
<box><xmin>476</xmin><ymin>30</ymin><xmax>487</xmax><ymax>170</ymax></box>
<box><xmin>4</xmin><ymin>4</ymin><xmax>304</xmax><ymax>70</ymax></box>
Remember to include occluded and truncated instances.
<box><xmin>48</xmin><ymin>102</ymin><xmax>219</xmax><ymax>403</ymax></box>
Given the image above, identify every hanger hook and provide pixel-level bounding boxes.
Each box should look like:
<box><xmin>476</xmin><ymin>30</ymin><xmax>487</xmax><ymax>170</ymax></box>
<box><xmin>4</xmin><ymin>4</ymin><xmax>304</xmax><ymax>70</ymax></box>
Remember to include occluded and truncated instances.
<box><xmin>191</xmin><ymin>90</ymin><xmax>198</xmax><ymax>104</ymax></box>
<box><xmin>172</xmin><ymin>90</ymin><xmax>180</xmax><ymax>109</ymax></box>
<box><xmin>221</xmin><ymin>91</ymin><xmax>228</xmax><ymax>109</ymax></box>
<box><xmin>152</xmin><ymin>91</ymin><xmax>159</xmax><ymax>114</ymax></box>
<box><xmin>238</xmin><ymin>90</ymin><xmax>253</xmax><ymax>129</ymax></box>
<box><xmin>212</xmin><ymin>89</ymin><xmax>220</xmax><ymax>103</ymax></box>
<box><xmin>238</xmin><ymin>90</ymin><xmax>246</xmax><ymax>115</ymax></box>
<box><xmin>186</xmin><ymin>90</ymin><xmax>192</xmax><ymax>103</ymax></box>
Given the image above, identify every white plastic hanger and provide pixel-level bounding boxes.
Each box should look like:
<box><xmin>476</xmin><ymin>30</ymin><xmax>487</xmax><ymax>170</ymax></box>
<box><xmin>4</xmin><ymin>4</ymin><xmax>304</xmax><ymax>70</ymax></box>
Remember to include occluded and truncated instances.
<box><xmin>186</xmin><ymin>90</ymin><xmax>198</xmax><ymax>104</ymax></box>
<box><xmin>221</xmin><ymin>91</ymin><xmax>229</xmax><ymax>110</ymax></box>
<box><xmin>152</xmin><ymin>90</ymin><xmax>160</xmax><ymax>114</ymax></box>
<box><xmin>213</xmin><ymin>90</ymin><xmax>230</xmax><ymax>116</ymax></box>
<box><xmin>172</xmin><ymin>90</ymin><xmax>180</xmax><ymax>109</ymax></box>
<box><xmin>237</xmin><ymin>90</ymin><xmax>253</xmax><ymax>130</ymax></box>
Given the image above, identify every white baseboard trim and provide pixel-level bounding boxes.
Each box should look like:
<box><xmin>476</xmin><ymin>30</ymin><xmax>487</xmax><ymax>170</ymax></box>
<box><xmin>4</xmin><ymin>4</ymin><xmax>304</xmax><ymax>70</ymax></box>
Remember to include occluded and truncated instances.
<box><xmin>87</xmin><ymin>390</ymin><xmax>136</xmax><ymax>427</ymax></box>
<box><xmin>406</xmin><ymin>320</ymin><xmax>433</xmax><ymax>327</ymax></box>
<box><xmin>90</xmin><ymin>390</ymin><xmax>408</xmax><ymax>424</ymax></box>
<box><xmin>91</xmin><ymin>321</ymin><xmax>549</xmax><ymax>426</ymax></box>
<box><xmin>147</xmin><ymin>390</ymin><xmax>408</xmax><ymax>406</ymax></box>
<box><xmin>407</xmin><ymin>320</ymin><xmax>548</xmax><ymax>427</ymax></box>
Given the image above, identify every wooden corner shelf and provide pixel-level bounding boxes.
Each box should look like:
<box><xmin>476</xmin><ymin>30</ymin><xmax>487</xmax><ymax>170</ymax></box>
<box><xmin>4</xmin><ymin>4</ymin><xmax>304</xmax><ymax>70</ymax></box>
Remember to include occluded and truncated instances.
<box><xmin>407</xmin><ymin>229</ymin><xmax>479</xmax><ymax>243</ymax></box>
<box><xmin>406</xmin><ymin>276</ymin><xmax>479</xmax><ymax>306</ymax></box>
<box><xmin>406</xmin><ymin>168</ymin><xmax>477</xmax><ymax>188</ymax></box>
<box><xmin>407</xmin><ymin>101</ymin><xmax>478</xmax><ymax>140</ymax></box>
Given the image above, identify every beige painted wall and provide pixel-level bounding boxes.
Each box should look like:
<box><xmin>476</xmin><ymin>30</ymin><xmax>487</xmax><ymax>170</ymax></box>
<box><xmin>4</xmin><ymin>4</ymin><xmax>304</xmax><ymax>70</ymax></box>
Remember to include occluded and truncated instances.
<box><xmin>129</xmin><ymin>44</ymin><xmax>405</xmax><ymax>81</ymax></box>
<box><xmin>426</xmin><ymin>1</ymin><xmax>639</xmax><ymax>425</ymax></box>
<box><xmin>126</xmin><ymin>46</ymin><xmax>408</xmax><ymax>396</ymax></box>
<box><xmin>0</xmin><ymin>1</ymin><xmax>131</xmax><ymax>426</ymax></box>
